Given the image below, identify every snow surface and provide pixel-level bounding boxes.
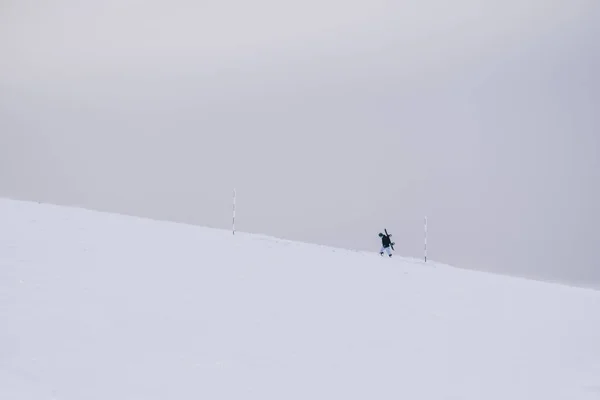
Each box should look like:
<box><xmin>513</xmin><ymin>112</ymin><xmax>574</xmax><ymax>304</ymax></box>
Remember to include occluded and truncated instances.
<box><xmin>1</xmin><ymin>198</ymin><xmax>600</xmax><ymax>400</ymax></box>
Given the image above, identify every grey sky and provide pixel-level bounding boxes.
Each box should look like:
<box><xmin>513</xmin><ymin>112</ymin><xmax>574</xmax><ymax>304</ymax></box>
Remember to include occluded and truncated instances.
<box><xmin>1</xmin><ymin>0</ymin><xmax>599</xmax><ymax>288</ymax></box>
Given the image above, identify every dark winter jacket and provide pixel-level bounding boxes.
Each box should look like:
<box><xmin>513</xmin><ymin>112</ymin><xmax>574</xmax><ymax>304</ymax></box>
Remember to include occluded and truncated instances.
<box><xmin>381</xmin><ymin>234</ymin><xmax>392</xmax><ymax>248</ymax></box>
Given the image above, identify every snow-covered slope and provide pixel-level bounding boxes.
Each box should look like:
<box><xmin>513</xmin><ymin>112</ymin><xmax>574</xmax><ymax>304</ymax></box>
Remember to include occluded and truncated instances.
<box><xmin>1</xmin><ymin>198</ymin><xmax>600</xmax><ymax>399</ymax></box>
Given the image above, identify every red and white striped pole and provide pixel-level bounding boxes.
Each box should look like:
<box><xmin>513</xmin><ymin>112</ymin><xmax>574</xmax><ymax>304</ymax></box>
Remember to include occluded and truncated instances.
<box><xmin>424</xmin><ymin>216</ymin><xmax>428</xmax><ymax>262</ymax></box>
<box><xmin>232</xmin><ymin>188</ymin><xmax>236</xmax><ymax>235</ymax></box>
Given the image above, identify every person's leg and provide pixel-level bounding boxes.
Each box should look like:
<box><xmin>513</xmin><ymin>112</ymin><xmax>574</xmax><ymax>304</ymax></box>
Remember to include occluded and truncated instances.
<box><xmin>386</xmin><ymin>247</ymin><xmax>392</xmax><ymax>257</ymax></box>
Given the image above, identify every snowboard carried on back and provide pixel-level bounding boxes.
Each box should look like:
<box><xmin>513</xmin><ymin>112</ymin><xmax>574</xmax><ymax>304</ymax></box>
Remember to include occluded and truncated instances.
<box><xmin>385</xmin><ymin>228</ymin><xmax>395</xmax><ymax>251</ymax></box>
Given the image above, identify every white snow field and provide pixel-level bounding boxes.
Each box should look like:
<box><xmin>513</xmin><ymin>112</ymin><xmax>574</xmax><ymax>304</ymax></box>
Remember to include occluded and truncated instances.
<box><xmin>1</xmin><ymin>198</ymin><xmax>600</xmax><ymax>400</ymax></box>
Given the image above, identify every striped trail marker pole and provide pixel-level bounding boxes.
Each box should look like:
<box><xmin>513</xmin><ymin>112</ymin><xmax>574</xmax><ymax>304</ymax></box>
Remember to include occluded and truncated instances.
<box><xmin>424</xmin><ymin>216</ymin><xmax>428</xmax><ymax>262</ymax></box>
<box><xmin>232</xmin><ymin>188</ymin><xmax>236</xmax><ymax>235</ymax></box>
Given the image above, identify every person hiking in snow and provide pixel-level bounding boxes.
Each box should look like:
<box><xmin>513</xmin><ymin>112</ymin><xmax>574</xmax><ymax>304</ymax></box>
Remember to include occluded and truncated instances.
<box><xmin>379</xmin><ymin>230</ymin><xmax>394</xmax><ymax>257</ymax></box>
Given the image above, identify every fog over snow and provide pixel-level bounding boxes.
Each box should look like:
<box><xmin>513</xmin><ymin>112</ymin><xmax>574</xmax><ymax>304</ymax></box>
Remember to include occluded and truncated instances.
<box><xmin>1</xmin><ymin>0</ymin><xmax>599</xmax><ymax>288</ymax></box>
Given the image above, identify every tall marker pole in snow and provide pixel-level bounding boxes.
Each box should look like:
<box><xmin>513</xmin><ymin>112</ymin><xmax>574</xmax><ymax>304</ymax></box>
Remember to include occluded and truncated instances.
<box><xmin>424</xmin><ymin>216</ymin><xmax>428</xmax><ymax>262</ymax></box>
<box><xmin>232</xmin><ymin>189</ymin><xmax>236</xmax><ymax>235</ymax></box>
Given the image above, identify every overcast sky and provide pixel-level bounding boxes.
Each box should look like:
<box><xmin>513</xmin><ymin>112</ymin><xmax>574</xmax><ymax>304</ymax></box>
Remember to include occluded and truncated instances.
<box><xmin>1</xmin><ymin>0</ymin><xmax>599</xmax><ymax>288</ymax></box>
